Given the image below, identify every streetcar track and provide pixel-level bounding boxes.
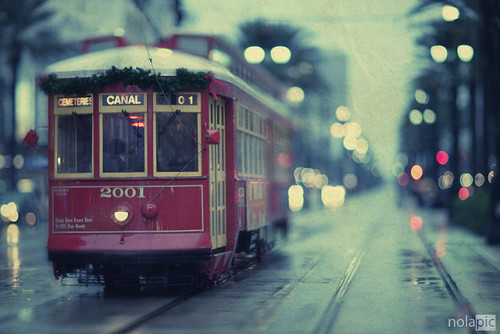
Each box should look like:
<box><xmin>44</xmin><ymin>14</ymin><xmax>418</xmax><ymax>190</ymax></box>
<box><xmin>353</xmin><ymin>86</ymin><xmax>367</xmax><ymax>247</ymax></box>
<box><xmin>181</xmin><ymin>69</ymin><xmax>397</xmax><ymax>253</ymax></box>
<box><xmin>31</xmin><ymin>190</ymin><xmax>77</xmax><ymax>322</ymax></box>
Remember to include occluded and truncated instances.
<box><xmin>418</xmin><ymin>233</ymin><xmax>478</xmax><ymax>334</ymax></box>
<box><xmin>254</xmin><ymin>250</ymin><xmax>327</xmax><ymax>332</ymax></box>
<box><xmin>313</xmin><ymin>242</ymin><xmax>368</xmax><ymax>334</ymax></box>
<box><xmin>108</xmin><ymin>288</ymin><xmax>200</xmax><ymax>334</ymax></box>
<box><xmin>468</xmin><ymin>244</ymin><xmax>500</xmax><ymax>273</ymax></box>
<box><xmin>312</xmin><ymin>219</ymin><xmax>384</xmax><ymax>334</ymax></box>
<box><xmin>107</xmin><ymin>257</ymin><xmax>269</xmax><ymax>334</ymax></box>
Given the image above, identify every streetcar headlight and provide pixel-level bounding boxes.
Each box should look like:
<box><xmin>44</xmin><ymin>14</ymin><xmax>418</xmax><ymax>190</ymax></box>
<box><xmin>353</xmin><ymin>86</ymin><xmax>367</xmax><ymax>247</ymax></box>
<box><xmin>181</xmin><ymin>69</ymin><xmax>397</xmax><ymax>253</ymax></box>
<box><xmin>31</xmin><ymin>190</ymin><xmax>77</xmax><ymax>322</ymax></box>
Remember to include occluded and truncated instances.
<box><xmin>114</xmin><ymin>211</ymin><xmax>129</xmax><ymax>222</ymax></box>
<box><xmin>112</xmin><ymin>203</ymin><xmax>134</xmax><ymax>228</ymax></box>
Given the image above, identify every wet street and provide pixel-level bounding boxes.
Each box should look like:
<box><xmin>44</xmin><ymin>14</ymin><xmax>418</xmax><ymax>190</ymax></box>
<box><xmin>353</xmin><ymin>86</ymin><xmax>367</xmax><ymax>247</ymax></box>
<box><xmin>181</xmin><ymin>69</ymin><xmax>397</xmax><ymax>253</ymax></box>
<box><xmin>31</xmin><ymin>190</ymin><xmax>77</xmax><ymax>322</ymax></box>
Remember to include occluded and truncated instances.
<box><xmin>1</xmin><ymin>185</ymin><xmax>499</xmax><ymax>334</ymax></box>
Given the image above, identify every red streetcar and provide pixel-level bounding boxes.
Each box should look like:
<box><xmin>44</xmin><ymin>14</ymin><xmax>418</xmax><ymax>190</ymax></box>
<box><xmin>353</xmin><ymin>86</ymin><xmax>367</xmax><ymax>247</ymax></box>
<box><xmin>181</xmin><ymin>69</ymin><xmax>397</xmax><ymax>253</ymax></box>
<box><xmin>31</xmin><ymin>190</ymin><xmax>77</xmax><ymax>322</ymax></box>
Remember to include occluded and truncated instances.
<box><xmin>34</xmin><ymin>35</ymin><xmax>293</xmax><ymax>286</ymax></box>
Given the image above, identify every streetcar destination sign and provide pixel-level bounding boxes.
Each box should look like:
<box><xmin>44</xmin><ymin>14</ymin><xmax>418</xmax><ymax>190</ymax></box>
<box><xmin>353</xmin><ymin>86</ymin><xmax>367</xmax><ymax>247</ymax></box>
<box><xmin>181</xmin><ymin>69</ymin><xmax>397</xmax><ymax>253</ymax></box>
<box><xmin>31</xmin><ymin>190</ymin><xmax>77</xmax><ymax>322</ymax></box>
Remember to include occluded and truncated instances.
<box><xmin>58</xmin><ymin>96</ymin><xmax>93</xmax><ymax>107</ymax></box>
<box><xmin>102</xmin><ymin>93</ymin><xmax>144</xmax><ymax>106</ymax></box>
<box><xmin>156</xmin><ymin>93</ymin><xmax>198</xmax><ymax>105</ymax></box>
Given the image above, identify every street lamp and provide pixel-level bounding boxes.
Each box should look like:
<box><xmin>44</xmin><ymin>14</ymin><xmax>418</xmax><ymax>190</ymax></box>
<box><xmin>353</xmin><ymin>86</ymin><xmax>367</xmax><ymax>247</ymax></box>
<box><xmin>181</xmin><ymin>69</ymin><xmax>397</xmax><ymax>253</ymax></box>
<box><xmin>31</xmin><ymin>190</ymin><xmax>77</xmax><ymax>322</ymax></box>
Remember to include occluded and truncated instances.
<box><xmin>430</xmin><ymin>45</ymin><xmax>448</xmax><ymax>63</ymax></box>
<box><xmin>286</xmin><ymin>86</ymin><xmax>304</xmax><ymax>104</ymax></box>
<box><xmin>244</xmin><ymin>46</ymin><xmax>265</xmax><ymax>64</ymax></box>
<box><xmin>244</xmin><ymin>45</ymin><xmax>292</xmax><ymax>64</ymax></box>
<box><xmin>270</xmin><ymin>46</ymin><xmax>291</xmax><ymax>64</ymax></box>
<box><xmin>442</xmin><ymin>5</ymin><xmax>460</xmax><ymax>22</ymax></box>
<box><xmin>457</xmin><ymin>45</ymin><xmax>474</xmax><ymax>62</ymax></box>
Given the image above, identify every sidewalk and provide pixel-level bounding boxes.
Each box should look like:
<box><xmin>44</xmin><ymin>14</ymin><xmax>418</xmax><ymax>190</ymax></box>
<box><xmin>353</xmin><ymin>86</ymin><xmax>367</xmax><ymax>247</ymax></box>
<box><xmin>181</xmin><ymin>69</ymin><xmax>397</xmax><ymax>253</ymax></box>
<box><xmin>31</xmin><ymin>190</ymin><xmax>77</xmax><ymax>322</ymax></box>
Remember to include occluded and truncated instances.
<box><xmin>418</xmin><ymin>207</ymin><xmax>500</xmax><ymax>270</ymax></box>
<box><xmin>414</xmin><ymin>206</ymin><xmax>500</xmax><ymax>318</ymax></box>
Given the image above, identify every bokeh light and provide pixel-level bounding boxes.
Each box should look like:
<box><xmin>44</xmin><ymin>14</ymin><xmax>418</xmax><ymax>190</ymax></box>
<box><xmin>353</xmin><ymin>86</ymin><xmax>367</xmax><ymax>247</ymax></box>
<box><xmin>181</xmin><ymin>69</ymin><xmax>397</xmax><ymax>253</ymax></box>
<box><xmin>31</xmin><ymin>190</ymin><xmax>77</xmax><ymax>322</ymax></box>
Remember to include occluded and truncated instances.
<box><xmin>343</xmin><ymin>173</ymin><xmax>358</xmax><ymax>189</ymax></box>
<box><xmin>436</xmin><ymin>151</ymin><xmax>449</xmax><ymax>165</ymax></box>
<box><xmin>18</xmin><ymin>179</ymin><xmax>35</xmax><ymax>193</ymax></box>
<box><xmin>488</xmin><ymin>171</ymin><xmax>495</xmax><ymax>183</ymax></box>
<box><xmin>1</xmin><ymin>202</ymin><xmax>19</xmax><ymax>223</ymax></box>
<box><xmin>423</xmin><ymin>109</ymin><xmax>436</xmax><ymax>124</ymax></box>
<box><xmin>410</xmin><ymin>165</ymin><xmax>423</xmax><ymax>180</ymax></box>
<box><xmin>457</xmin><ymin>45</ymin><xmax>474</xmax><ymax>62</ymax></box>
<box><xmin>475</xmin><ymin>173</ymin><xmax>485</xmax><ymax>187</ymax></box>
<box><xmin>13</xmin><ymin>154</ymin><xmax>24</xmax><ymax>169</ymax></box>
<box><xmin>278</xmin><ymin>152</ymin><xmax>293</xmax><ymax>168</ymax></box>
<box><xmin>415</xmin><ymin>89</ymin><xmax>429</xmax><ymax>104</ymax></box>
<box><xmin>393</xmin><ymin>162</ymin><xmax>404</xmax><ymax>177</ymax></box>
<box><xmin>442</xmin><ymin>5</ymin><xmax>460</xmax><ymax>22</ymax></box>
<box><xmin>410</xmin><ymin>216</ymin><xmax>423</xmax><ymax>233</ymax></box>
<box><xmin>460</xmin><ymin>173</ymin><xmax>473</xmax><ymax>188</ymax></box>
<box><xmin>335</xmin><ymin>106</ymin><xmax>351</xmax><ymax>122</ymax></box>
<box><xmin>25</xmin><ymin>212</ymin><xmax>37</xmax><ymax>225</ymax></box>
<box><xmin>409</xmin><ymin>109</ymin><xmax>423</xmax><ymax>125</ymax></box>
<box><xmin>286</xmin><ymin>86</ymin><xmax>305</xmax><ymax>104</ymax></box>
<box><xmin>314</xmin><ymin>174</ymin><xmax>329</xmax><ymax>189</ymax></box>
<box><xmin>244</xmin><ymin>46</ymin><xmax>265</xmax><ymax>64</ymax></box>
<box><xmin>430</xmin><ymin>45</ymin><xmax>448</xmax><ymax>63</ymax></box>
<box><xmin>438</xmin><ymin>171</ymin><xmax>454</xmax><ymax>190</ymax></box>
<box><xmin>288</xmin><ymin>185</ymin><xmax>304</xmax><ymax>212</ymax></box>
<box><xmin>398</xmin><ymin>172</ymin><xmax>410</xmax><ymax>187</ymax></box>
<box><xmin>270</xmin><ymin>46</ymin><xmax>291</xmax><ymax>64</ymax></box>
<box><xmin>343</xmin><ymin>136</ymin><xmax>357</xmax><ymax>151</ymax></box>
<box><xmin>321</xmin><ymin>185</ymin><xmax>346</xmax><ymax>208</ymax></box>
<box><xmin>344</xmin><ymin>122</ymin><xmax>361</xmax><ymax>138</ymax></box>
<box><xmin>458</xmin><ymin>187</ymin><xmax>470</xmax><ymax>201</ymax></box>
<box><xmin>330</xmin><ymin>122</ymin><xmax>345</xmax><ymax>138</ymax></box>
<box><xmin>355</xmin><ymin>137</ymin><xmax>369</xmax><ymax>155</ymax></box>
<box><xmin>435</xmin><ymin>240</ymin><xmax>446</xmax><ymax>258</ymax></box>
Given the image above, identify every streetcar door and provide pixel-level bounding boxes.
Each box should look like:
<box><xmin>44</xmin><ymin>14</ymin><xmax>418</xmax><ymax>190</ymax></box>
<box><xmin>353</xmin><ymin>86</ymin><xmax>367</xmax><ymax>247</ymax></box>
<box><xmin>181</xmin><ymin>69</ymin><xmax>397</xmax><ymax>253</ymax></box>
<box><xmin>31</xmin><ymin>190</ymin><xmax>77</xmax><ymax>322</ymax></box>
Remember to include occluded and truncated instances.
<box><xmin>209</xmin><ymin>96</ymin><xmax>227</xmax><ymax>249</ymax></box>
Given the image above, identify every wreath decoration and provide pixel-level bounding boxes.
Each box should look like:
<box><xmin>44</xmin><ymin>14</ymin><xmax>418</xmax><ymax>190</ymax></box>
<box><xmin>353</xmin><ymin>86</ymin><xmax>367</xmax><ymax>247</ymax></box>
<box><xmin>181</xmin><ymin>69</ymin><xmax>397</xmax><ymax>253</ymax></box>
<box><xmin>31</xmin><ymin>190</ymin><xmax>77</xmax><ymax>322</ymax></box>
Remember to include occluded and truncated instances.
<box><xmin>39</xmin><ymin>66</ymin><xmax>211</xmax><ymax>95</ymax></box>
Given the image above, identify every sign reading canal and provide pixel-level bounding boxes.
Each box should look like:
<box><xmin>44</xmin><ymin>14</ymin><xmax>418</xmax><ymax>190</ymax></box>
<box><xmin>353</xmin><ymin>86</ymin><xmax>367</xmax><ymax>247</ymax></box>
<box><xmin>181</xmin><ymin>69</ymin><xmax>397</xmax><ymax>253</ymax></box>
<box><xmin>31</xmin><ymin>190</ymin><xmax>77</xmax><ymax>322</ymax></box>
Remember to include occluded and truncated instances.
<box><xmin>102</xmin><ymin>93</ymin><xmax>144</xmax><ymax>106</ymax></box>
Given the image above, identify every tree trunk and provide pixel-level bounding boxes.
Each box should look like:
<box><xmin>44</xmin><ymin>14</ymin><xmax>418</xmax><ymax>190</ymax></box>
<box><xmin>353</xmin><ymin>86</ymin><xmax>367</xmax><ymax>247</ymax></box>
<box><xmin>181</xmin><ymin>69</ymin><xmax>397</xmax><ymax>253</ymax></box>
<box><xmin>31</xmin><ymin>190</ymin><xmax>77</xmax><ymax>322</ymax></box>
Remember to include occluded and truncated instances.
<box><xmin>8</xmin><ymin>45</ymin><xmax>21</xmax><ymax>190</ymax></box>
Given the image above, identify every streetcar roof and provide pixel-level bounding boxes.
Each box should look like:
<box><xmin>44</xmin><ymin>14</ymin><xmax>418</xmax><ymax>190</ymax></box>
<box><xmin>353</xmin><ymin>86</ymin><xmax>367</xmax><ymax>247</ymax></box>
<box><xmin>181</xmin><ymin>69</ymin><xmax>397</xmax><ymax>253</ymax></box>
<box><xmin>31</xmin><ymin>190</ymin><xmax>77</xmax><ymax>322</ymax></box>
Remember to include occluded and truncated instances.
<box><xmin>45</xmin><ymin>45</ymin><xmax>289</xmax><ymax>117</ymax></box>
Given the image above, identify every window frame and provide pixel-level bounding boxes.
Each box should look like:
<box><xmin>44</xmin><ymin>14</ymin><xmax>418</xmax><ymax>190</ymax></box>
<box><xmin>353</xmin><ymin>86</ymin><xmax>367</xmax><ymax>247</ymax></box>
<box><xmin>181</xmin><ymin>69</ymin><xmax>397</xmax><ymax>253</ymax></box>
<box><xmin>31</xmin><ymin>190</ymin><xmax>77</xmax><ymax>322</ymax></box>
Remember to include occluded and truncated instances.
<box><xmin>236</xmin><ymin>103</ymin><xmax>268</xmax><ymax>179</ymax></box>
<box><xmin>98</xmin><ymin>93</ymin><xmax>148</xmax><ymax>178</ymax></box>
<box><xmin>53</xmin><ymin>94</ymin><xmax>94</xmax><ymax>179</ymax></box>
<box><xmin>153</xmin><ymin>92</ymin><xmax>202</xmax><ymax>178</ymax></box>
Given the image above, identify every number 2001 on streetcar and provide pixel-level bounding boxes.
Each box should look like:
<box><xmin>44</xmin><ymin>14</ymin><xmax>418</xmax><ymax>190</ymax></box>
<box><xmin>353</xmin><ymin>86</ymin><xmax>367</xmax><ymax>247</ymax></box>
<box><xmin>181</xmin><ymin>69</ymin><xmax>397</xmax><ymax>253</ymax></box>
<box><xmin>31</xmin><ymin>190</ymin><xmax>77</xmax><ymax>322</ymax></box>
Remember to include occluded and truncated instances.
<box><xmin>32</xmin><ymin>36</ymin><xmax>293</xmax><ymax>287</ymax></box>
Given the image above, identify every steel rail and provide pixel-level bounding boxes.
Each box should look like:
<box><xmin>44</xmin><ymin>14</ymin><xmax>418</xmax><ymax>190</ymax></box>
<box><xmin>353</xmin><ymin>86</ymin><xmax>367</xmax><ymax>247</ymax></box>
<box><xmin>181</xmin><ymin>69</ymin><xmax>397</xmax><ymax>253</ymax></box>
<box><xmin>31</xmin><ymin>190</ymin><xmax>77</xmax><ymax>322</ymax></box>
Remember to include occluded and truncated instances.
<box><xmin>418</xmin><ymin>233</ymin><xmax>478</xmax><ymax>334</ymax></box>
<box><xmin>313</xmin><ymin>242</ymin><xmax>368</xmax><ymax>334</ymax></box>
<box><xmin>108</xmin><ymin>288</ymin><xmax>200</xmax><ymax>334</ymax></box>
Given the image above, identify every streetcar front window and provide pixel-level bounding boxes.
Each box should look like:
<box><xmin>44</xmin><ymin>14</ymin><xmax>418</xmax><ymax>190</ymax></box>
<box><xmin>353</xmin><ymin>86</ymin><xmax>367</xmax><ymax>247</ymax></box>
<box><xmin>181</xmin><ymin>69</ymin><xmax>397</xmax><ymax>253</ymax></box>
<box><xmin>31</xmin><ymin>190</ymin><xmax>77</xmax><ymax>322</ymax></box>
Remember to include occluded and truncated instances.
<box><xmin>156</xmin><ymin>112</ymin><xmax>199</xmax><ymax>172</ymax></box>
<box><xmin>56</xmin><ymin>114</ymin><xmax>92</xmax><ymax>174</ymax></box>
<box><xmin>101</xmin><ymin>112</ymin><xmax>145</xmax><ymax>174</ymax></box>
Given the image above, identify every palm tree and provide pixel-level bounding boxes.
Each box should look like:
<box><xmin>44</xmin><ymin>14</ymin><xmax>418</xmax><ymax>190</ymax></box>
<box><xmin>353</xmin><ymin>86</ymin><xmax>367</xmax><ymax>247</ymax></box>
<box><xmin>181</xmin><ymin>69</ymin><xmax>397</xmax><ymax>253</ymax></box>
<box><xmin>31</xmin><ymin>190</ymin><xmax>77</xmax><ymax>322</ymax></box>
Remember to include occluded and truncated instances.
<box><xmin>0</xmin><ymin>0</ymin><xmax>67</xmax><ymax>188</ymax></box>
<box><xmin>239</xmin><ymin>20</ymin><xmax>327</xmax><ymax>93</ymax></box>
<box><xmin>410</xmin><ymin>0</ymin><xmax>500</xmax><ymax>242</ymax></box>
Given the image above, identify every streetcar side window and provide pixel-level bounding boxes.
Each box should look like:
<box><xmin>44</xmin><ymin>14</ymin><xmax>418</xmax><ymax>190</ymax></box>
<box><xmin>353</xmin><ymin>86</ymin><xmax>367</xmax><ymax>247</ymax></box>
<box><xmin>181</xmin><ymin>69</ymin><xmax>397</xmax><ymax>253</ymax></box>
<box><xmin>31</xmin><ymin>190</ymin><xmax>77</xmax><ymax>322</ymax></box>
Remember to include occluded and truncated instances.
<box><xmin>156</xmin><ymin>112</ymin><xmax>199</xmax><ymax>172</ymax></box>
<box><xmin>56</xmin><ymin>114</ymin><xmax>92</xmax><ymax>174</ymax></box>
<box><xmin>101</xmin><ymin>113</ymin><xmax>146</xmax><ymax>174</ymax></box>
<box><xmin>236</xmin><ymin>105</ymin><xmax>267</xmax><ymax>178</ymax></box>
<box><xmin>99</xmin><ymin>93</ymin><xmax>147</xmax><ymax>177</ymax></box>
<box><xmin>54</xmin><ymin>95</ymin><xmax>94</xmax><ymax>178</ymax></box>
<box><xmin>153</xmin><ymin>92</ymin><xmax>201</xmax><ymax>177</ymax></box>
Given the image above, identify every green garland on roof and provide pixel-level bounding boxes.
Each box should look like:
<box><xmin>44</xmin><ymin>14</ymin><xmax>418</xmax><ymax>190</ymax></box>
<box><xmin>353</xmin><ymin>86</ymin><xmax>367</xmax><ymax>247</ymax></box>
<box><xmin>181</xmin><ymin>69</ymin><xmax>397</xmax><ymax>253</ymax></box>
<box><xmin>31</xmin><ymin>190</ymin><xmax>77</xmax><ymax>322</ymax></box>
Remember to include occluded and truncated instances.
<box><xmin>40</xmin><ymin>66</ymin><xmax>211</xmax><ymax>95</ymax></box>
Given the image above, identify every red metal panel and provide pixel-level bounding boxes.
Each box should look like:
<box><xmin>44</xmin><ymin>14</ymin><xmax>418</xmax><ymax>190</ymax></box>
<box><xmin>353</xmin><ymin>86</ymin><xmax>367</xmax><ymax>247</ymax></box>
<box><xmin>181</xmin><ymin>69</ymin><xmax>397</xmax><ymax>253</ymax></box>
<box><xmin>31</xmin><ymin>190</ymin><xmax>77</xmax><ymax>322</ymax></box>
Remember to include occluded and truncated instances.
<box><xmin>48</xmin><ymin>232</ymin><xmax>211</xmax><ymax>252</ymax></box>
<box><xmin>50</xmin><ymin>184</ymin><xmax>204</xmax><ymax>233</ymax></box>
